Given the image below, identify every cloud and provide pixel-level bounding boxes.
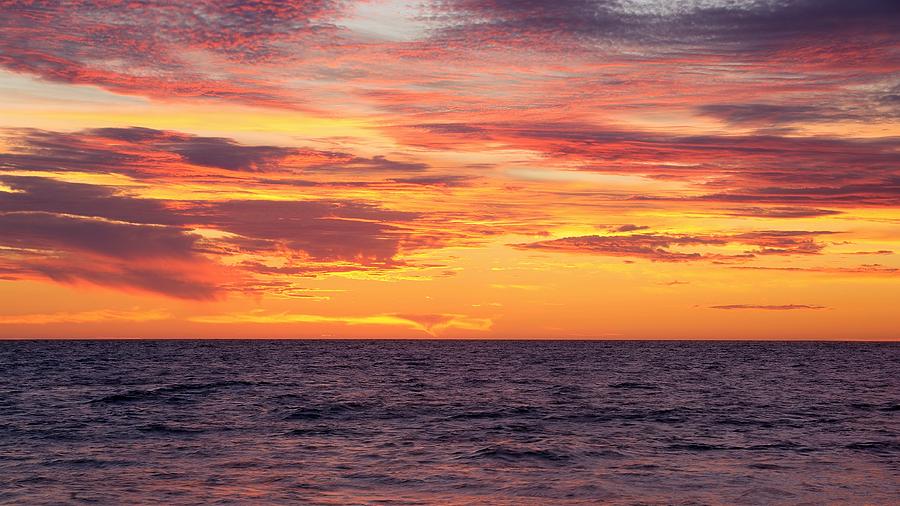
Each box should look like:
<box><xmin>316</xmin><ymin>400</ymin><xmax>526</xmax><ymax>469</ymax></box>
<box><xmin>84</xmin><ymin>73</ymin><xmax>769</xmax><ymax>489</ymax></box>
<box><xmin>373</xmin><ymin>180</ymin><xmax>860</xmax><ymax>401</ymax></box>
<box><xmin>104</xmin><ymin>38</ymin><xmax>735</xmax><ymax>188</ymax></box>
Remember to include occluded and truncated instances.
<box><xmin>696</xmin><ymin>103</ymin><xmax>864</xmax><ymax>127</ymax></box>
<box><xmin>0</xmin><ymin>186</ymin><xmax>226</xmax><ymax>299</ymax></box>
<box><xmin>0</xmin><ymin>174</ymin><xmax>229</xmax><ymax>297</ymax></box>
<box><xmin>612</xmin><ymin>224</ymin><xmax>649</xmax><ymax>232</ymax></box>
<box><xmin>0</xmin><ymin>212</ymin><xmax>200</xmax><ymax>260</ymax></box>
<box><xmin>0</xmin><ymin>127</ymin><xmax>300</xmax><ymax>175</ymax></box>
<box><xmin>709</xmin><ymin>304</ymin><xmax>827</xmax><ymax>311</ymax></box>
<box><xmin>387</xmin><ymin>175</ymin><xmax>476</xmax><ymax>187</ymax></box>
<box><xmin>731</xmin><ymin>265</ymin><xmax>900</xmax><ymax>276</ymax></box>
<box><xmin>395</xmin><ymin>122</ymin><xmax>900</xmax><ymax>207</ymax></box>
<box><xmin>391</xmin><ymin>313</ymin><xmax>494</xmax><ymax>335</ymax></box>
<box><xmin>723</xmin><ymin>207</ymin><xmax>842</xmax><ymax>219</ymax></box>
<box><xmin>0</xmin><ymin>0</ymin><xmax>347</xmax><ymax>107</ymax></box>
<box><xmin>514</xmin><ymin>233</ymin><xmax>715</xmax><ymax>262</ymax></box>
<box><xmin>513</xmin><ymin>230</ymin><xmax>837</xmax><ymax>262</ymax></box>
<box><xmin>0</xmin><ymin>0</ymin><xmax>896</xmax><ymax>123</ymax></box>
<box><xmin>0</xmin><ymin>308</ymin><xmax>171</xmax><ymax>325</ymax></box>
<box><xmin>20</xmin><ymin>260</ymin><xmax>224</xmax><ymax>301</ymax></box>
<box><xmin>199</xmin><ymin>199</ymin><xmax>419</xmax><ymax>263</ymax></box>
<box><xmin>0</xmin><ymin>126</ymin><xmax>458</xmax><ymax>285</ymax></box>
<box><xmin>190</xmin><ymin>310</ymin><xmax>492</xmax><ymax>336</ymax></box>
<box><xmin>425</xmin><ymin>0</ymin><xmax>638</xmax><ymax>49</ymax></box>
<box><xmin>427</xmin><ymin>0</ymin><xmax>900</xmax><ymax>63</ymax></box>
<box><xmin>844</xmin><ymin>250</ymin><xmax>893</xmax><ymax>255</ymax></box>
<box><xmin>0</xmin><ymin>192</ymin><xmax>438</xmax><ymax>297</ymax></box>
<box><xmin>0</xmin><ymin>127</ymin><xmax>431</xmax><ymax>178</ymax></box>
<box><xmin>314</xmin><ymin>155</ymin><xmax>429</xmax><ymax>173</ymax></box>
<box><xmin>0</xmin><ymin>175</ymin><xmax>186</xmax><ymax>225</ymax></box>
<box><xmin>91</xmin><ymin>127</ymin><xmax>300</xmax><ymax>172</ymax></box>
<box><xmin>732</xmin><ymin>230</ymin><xmax>835</xmax><ymax>256</ymax></box>
<box><xmin>0</xmin><ymin>148</ymin><xmax>469</xmax><ymax>299</ymax></box>
<box><xmin>670</xmin><ymin>0</ymin><xmax>900</xmax><ymax>59</ymax></box>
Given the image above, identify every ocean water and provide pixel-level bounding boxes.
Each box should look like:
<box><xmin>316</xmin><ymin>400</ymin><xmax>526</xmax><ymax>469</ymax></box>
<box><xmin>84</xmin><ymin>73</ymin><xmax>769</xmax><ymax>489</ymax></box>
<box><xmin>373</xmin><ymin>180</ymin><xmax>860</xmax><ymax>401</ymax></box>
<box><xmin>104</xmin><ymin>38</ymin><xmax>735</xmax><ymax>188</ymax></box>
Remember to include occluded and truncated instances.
<box><xmin>0</xmin><ymin>340</ymin><xmax>897</xmax><ymax>505</ymax></box>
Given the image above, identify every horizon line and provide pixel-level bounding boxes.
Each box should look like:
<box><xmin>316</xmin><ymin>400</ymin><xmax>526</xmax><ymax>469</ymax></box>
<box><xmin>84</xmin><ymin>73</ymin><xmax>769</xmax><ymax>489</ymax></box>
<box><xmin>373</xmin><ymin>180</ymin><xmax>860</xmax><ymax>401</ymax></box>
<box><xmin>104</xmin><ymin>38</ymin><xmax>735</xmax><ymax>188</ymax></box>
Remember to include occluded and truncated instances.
<box><xmin>1</xmin><ymin>337</ymin><xmax>897</xmax><ymax>343</ymax></box>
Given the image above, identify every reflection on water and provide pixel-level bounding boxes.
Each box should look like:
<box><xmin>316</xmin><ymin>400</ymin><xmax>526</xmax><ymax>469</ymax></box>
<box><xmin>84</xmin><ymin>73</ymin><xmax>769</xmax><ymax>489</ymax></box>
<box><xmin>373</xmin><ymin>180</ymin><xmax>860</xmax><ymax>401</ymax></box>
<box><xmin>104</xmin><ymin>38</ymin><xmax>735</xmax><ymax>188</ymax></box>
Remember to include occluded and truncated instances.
<box><xmin>0</xmin><ymin>340</ymin><xmax>897</xmax><ymax>504</ymax></box>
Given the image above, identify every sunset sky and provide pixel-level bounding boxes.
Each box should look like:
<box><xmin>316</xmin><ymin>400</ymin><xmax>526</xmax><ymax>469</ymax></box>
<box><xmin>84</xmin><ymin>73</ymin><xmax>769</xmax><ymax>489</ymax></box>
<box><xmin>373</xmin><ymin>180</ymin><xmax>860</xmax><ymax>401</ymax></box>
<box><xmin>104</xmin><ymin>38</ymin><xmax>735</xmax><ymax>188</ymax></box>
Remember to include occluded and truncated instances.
<box><xmin>0</xmin><ymin>0</ymin><xmax>898</xmax><ymax>339</ymax></box>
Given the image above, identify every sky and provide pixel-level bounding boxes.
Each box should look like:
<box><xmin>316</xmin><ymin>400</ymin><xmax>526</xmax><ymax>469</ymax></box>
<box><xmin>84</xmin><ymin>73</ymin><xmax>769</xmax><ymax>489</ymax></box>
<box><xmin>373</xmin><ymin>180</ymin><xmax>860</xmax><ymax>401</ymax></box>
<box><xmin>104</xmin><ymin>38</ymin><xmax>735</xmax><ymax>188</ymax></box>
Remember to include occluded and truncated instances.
<box><xmin>0</xmin><ymin>0</ymin><xmax>898</xmax><ymax>339</ymax></box>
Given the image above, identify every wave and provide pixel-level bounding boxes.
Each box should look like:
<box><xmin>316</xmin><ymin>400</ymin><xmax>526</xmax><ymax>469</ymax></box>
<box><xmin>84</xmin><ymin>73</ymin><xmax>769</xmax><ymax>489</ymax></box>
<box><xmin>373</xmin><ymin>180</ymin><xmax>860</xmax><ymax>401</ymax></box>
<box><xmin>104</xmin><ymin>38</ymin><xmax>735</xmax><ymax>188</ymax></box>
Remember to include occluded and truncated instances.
<box><xmin>137</xmin><ymin>423</ymin><xmax>207</xmax><ymax>435</ymax></box>
<box><xmin>609</xmin><ymin>382</ymin><xmax>659</xmax><ymax>390</ymax></box>
<box><xmin>44</xmin><ymin>458</ymin><xmax>136</xmax><ymax>469</ymax></box>
<box><xmin>90</xmin><ymin>380</ymin><xmax>256</xmax><ymax>404</ymax></box>
<box><xmin>747</xmin><ymin>463</ymin><xmax>792</xmax><ymax>470</ymax></box>
<box><xmin>666</xmin><ymin>442</ymin><xmax>728</xmax><ymax>452</ymax></box>
<box><xmin>282</xmin><ymin>400</ymin><xmax>373</xmax><ymax>421</ymax></box>
<box><xmin>448</xmin><ymin>405</ymin><xmax>540</xmax><ymax>420</ymax></box>
<box><xmin>463</xmin><ymin>445</ymin><xmax>571</xmax><ymax>462</ymax></box>
<box><xmin>284</xmin><ymin>427</ymin><xmax>345</xmax><ymax>437</ymax></box>
<box><xmin>845</xmin><ymin>441</ymin><xmax>900</xmax><ymax>452</ymax></box>
<box><xmin>851</xmin><ymin>402</ymin><xmax>900</xmax><ymax>412</ymax></box>
<box><xmin>668</xmin><ymin>441</ymin><xmax>815</xmax><ymax>452</ymax></box>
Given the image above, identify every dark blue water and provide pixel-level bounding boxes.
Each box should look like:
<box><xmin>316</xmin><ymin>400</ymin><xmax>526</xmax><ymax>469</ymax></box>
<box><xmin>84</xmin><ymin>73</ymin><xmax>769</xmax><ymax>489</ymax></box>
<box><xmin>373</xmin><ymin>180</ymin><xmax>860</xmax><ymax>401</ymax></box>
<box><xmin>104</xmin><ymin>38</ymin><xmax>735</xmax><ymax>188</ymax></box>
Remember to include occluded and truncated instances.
<box><xmin>0</xmin><ymin>341</ymin><xmax>897</xmax><ymax>505</ymax></box>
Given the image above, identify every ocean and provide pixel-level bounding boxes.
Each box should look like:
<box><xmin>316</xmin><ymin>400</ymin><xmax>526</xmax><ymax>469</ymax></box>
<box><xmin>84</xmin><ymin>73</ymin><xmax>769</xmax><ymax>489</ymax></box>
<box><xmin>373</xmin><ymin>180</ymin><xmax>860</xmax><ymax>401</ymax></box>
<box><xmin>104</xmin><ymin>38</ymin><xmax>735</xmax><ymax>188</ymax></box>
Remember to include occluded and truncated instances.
<box><xmin>0</xmin><ymin>340</ymin><xmax>897</xmax><ymax>505</ymax></box>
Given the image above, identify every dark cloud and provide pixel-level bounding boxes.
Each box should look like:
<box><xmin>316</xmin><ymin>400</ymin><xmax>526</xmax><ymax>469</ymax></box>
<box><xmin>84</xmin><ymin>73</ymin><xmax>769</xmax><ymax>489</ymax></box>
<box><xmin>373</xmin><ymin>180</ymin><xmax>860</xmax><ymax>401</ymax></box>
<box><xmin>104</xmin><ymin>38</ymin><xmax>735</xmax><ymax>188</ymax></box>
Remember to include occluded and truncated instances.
<box><xmin>0</xmin><ymin>127</ymin><xmax>430</xmax><ymax>177</ymax></box>
<box><xmin>90</xmin><ymin>127</ymin><xmax>299</xmax><ymax>172</ymax></box>
<box><xmin>200</xmin><ymin>199</ymin><xmax>419</xmax><ymax>263</ymax></box>
<box><xmin>23</xmin><ymin>260</ymin><xmax>220</xmax><ymax>301</ymax></box>
<box><xmin>882</xmin><ymin>85</ymin><xmax>900</xmax><ymax>104</ymax></box>
<box><xmin>426</xmin><ymin>0</ymin><xmax>638</xmax><ymax>49</ymax></box>
<box><xmin>697</xmin><ymin>104</ymin><xmax>843</xmax><ymax>126</ymax></box>
<box><xmin>675</xmin><ymin>0</ymin><xmax>900</xmax><ymax>56</ymax></box>
<box><xmin>0</xmin><ymin>210</ymin><xmax>219</xmax><ymax>299</ymax></box>
<box><xmin>0</xmin><ymin>128</ymin><xmax>141</xmax><ymax>175</ymax></box>
<box><xmin>0</xmin><ymin>175</ymin><xmax>185</xmax><ymax>225</ymax></box>
<box><xmin>429</xmin><ymin>0</ymin><xmax>900</xmax><ymax>60</ymax></box>
<box><xmin>0</xmin><ymin>127</ymin><xmax>298</xmax><ymax>175</ymax></box>
<box><xmin>612</xmin><ymin>224</ymin><xmax>649</xmax><ymax>232</ymax></box>
<box><xmin>0</xmin><ymin>212</ymin><xmax>200</xmax><ymax>261</ymax></box>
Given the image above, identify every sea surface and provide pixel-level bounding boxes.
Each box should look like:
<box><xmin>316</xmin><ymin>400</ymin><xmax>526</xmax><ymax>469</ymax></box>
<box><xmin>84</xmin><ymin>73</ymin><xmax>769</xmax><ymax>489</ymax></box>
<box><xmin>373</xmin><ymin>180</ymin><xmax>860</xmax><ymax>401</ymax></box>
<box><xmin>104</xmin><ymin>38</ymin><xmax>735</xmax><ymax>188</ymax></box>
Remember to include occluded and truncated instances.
<box><xmin>0</xmin><ymin>340</ymin><xmax>897</xmax><ymax>505</ymax></box>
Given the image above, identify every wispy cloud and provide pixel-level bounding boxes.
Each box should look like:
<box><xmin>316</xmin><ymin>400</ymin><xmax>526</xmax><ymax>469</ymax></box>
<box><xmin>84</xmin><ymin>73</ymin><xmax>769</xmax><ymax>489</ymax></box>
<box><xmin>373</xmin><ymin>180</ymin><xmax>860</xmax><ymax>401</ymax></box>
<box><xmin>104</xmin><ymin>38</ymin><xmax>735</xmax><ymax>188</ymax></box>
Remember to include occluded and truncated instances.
<box><xmin>189</xmin><ymin>311</ymin><xmax>492</xmax><ymax>336</ymax></box>
<box><xmin>513</xmin><ymin>230</ymin><xmax>837</xmax><ymax>262</ymax></box>
<box><xmin>0</xmin><ymin>308</ymin><xmax>171</xmax><ymax>324</ymax></box>
<box><xmin>709</xmin><ymin>304</ymin><xmax>827</xmax><ymax>311</ymax></box>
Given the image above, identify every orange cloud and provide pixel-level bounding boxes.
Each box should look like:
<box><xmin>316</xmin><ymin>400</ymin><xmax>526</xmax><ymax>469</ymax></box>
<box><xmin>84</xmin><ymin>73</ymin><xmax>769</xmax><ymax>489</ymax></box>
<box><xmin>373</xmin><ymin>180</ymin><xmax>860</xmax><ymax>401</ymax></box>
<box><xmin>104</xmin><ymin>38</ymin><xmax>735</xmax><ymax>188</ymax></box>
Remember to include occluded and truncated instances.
<box><xmin>189</xmin><ymin>311</ymin><xmax>492</xmax><ymax>337</ymax></box>
<box><xmin>0</xmin><ymin>308</ymin><xmax>171</xmax><ymax>325</ymax></box>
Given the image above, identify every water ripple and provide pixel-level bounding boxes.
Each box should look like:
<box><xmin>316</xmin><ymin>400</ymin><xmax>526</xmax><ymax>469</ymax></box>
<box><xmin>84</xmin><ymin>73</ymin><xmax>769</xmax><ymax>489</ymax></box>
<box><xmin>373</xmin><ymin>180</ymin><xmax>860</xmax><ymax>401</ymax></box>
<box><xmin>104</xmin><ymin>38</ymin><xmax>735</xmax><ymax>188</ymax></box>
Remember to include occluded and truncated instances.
<box><xmin>0</xmin><ymin>340</ymin><xmax>896</xmax><ymax>504</ymax></box>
